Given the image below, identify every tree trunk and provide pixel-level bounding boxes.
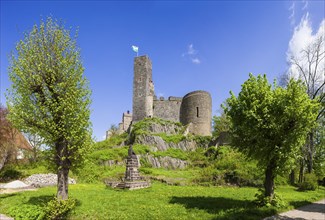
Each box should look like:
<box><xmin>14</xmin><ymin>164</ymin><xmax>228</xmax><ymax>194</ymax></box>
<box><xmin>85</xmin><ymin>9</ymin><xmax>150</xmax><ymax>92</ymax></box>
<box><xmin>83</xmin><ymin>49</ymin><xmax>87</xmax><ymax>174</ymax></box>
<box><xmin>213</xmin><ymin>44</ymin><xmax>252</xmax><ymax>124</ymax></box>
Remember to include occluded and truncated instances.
<box><xmin>298</xmin><ymin>159</ymin><xmax>304</xmax><ymax>183</ymax></box>
<box><xmin>57</xmin><ymin>165</ymin><xmax>69</xmax><ymax>200</ymax></box>
<box><xmin>56</xmin><ymin>140</ymin><xmax>70</xmax><ymax>200</ymax></box>
<box><xmin>264</xmin><ymin>160</ymin><xmax>276</xmax><ymax>198</ymax></box>
<box><xmin>289</xmin><ymin>170</ymin><xmax>295</xmax><ymax>185</ymax></box>
<box><xmin>306</xmin><ymin>131</ymin><xmax>314</xmax><ymax>173</ymax></box>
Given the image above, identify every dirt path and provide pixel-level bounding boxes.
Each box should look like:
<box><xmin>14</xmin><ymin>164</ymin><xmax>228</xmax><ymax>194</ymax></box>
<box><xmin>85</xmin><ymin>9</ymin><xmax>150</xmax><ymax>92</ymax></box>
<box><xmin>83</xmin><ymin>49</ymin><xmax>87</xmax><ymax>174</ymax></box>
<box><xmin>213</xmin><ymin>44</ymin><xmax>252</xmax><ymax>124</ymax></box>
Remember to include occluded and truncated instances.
<box><xmin>0</xmin><ymin>214</ymin><xmax>14</xmax><ymax>220</ymax></box>
<box><xmin>264</xmin><ymin>199</ymin><xmax>325</xmax><ymax>220</ymax></box>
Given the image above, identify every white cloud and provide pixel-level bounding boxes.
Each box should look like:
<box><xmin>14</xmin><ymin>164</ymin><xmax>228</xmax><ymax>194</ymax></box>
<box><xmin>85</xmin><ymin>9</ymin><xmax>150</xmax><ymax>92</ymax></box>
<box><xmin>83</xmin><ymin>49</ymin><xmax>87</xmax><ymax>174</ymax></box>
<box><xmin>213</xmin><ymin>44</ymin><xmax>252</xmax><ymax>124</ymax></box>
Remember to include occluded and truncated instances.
<box><xmin>288</xmin><ymin>2</ymin><xmax>295</xmax><ymax>26</ymax></box>
<box><xmin>188</xmin><ymin>44</ymin><xmax>197</xmax><ymax>55</ymax></box>
<box><xmin>288</xmin><ymin>13</ymin><xmax>312</xmax><ymax>58</ymax></box>
<box><xmin>182</xmin><ymin>44</ymin><xmax>201</xmax><ymax>64</ymax></box>
<box><xmin>191</xmin><ymin>58</ymin><xmax>201</xmax><ymax>64</ymax></box>
<box><xmin>287</xmin><ymin>14</ymin><xmax>325</xmax><ymax>81</ymax></box>
<box><xmin>302</xmin><ymin>0</ymin><xmax>308</xmax><ymax>11</ymax></box>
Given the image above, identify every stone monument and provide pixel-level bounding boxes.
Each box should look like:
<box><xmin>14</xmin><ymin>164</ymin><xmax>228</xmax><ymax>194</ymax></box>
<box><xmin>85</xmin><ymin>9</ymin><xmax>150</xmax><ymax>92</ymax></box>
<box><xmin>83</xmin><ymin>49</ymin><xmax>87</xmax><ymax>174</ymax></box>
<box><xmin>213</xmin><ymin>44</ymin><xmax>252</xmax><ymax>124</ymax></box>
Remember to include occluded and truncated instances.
<box><xmin>111</xmin><ymin>146</ymin><xmax>150</xmax><ymax>190</ymax></box>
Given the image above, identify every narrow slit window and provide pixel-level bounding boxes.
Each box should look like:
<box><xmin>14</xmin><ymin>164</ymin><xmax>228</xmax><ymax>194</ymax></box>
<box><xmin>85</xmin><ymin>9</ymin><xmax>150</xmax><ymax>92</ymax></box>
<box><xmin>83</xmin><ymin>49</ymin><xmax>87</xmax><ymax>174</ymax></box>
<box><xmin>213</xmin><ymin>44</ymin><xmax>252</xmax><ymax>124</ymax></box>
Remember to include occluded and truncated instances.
<box><xmin>196</xmin><ymin>107</ymin><xmax>199</xmax><ymax>117</ymax></box>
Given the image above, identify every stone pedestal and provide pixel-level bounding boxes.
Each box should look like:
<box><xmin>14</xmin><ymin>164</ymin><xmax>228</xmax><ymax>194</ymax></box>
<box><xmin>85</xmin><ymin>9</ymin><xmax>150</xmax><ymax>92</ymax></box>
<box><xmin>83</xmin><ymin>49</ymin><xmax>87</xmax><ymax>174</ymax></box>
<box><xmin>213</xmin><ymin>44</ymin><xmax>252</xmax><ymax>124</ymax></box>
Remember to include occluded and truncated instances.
<box><xmin>106</xmin><ymin>146</ymin><xmax>150</xmax><ymax>190</ymax></box>
<box><xmin>125</xmin><ymin>155</ymin><xmax>141</xmax><ymax>181</ymax></box>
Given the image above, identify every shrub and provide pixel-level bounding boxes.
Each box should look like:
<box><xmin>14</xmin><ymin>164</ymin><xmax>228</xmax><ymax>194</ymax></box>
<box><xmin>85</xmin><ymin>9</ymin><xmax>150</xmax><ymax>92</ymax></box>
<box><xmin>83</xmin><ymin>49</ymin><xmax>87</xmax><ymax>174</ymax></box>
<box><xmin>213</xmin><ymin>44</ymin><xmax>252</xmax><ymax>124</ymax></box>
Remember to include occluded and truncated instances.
<box><xmin>204</xmin><ymin>146</ymin><xmax>217</xmax><ymax>158</ymax></box>
<box><xmin>188</xmin><ymin>148</ymin><xmax>210</xmax><ymax>167</ymax></box>
<box><xmin>298</xmin><ymin>173</ymin><xmax>318</xmax><ymax>191</ymax></box>
<box><xmin>254</xmin><ymin>188</ymin><xmax>285</xmax><ymax>208</ymax></box>
<box><xmin>133</xmin><ymin>144</ymin><xmax>151</xmax><ymax>155</ymax></box>
<box><xmin>44</xmin><ymin>197</ymin><xmax>76</xmax><ymax>220</ymax></box>
<box><xmin>152</xmin><ymin>148</ymin><xmax>188</xmax><ymax>160</ymax></box>
<box><xmin>75</xmin><ymin>162</ymin><xmax>103</xmax><ymax>183</ymax></box>
<box><xmin>192</xmin><ymin>166</ymin><xmax>222</xmax><ymax>186</ymax></box>
<box><xmin>191</xmin><ymin>135</ymin><xmax>212</xmax><ymax>148</ymax></box>
<box><xmin>0</xmin><ymin>167</ymin><xmax>23</xmax><ymax>182</ymax></box>
<box><xmin>89</xmin><ymin>147</ymin><xmax>128</xmax><ymax>162</ymax></box>
<box><xmin>8</xmin><ymin>204</ymin><xmax>45</xmax><ymax>220</ymax></box>
<box><xmin>94</xmin><ymin>133</ymin><xmax>128</xmax><ymax>150</ymax></box>
<box><xmin>156</xmin><ymin>133</ymin><xmax>185</xmax><ymax>144</ymax></box>
<box><xmin>191</xmin><ymin>146</ymin><xmax>263</xmax><ymax>186</ymax></box>
<box><xmin>139</xmin><ymin>157</ymin><xmax>153</xmax><ymax>168</ymax></box>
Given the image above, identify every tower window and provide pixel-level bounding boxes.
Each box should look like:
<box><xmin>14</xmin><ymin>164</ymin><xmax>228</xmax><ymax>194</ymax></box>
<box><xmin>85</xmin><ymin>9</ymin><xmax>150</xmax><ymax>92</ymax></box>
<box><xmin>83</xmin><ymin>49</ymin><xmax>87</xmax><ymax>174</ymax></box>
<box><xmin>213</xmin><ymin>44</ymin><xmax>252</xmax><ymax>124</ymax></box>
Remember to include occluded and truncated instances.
<box><xmin>196</xmin><ymin>107</ymin><xmax>199</xmax><ymax>117</ymax></box>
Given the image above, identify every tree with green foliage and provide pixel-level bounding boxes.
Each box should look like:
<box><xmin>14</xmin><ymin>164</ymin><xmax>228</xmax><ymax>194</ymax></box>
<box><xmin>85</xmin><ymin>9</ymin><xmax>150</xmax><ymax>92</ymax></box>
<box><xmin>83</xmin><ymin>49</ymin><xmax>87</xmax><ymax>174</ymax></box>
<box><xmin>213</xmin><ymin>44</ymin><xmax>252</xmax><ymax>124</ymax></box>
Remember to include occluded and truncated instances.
<box><xmin>225</xmin><ymin>74</ymin><xmax>319</xmax><ymax>199</ymax></box>
<box><xmin>212</xmin><ymin>111</ymin><xmax>230</xmax><ymax>137</ymax></box>
<box><xmin>106</xmin><ymin>124</ymin><xmax>119</xmax><ymax>139</ymax></box>
<box><xmin>284</xmin><ymin>36</ymin><xmax>324</xmax><ymax>177</ymax></box>
<box><xmin>6</xmin><ymin>17</ymin><xmax>92</xmax><ymax>200</ymax></box>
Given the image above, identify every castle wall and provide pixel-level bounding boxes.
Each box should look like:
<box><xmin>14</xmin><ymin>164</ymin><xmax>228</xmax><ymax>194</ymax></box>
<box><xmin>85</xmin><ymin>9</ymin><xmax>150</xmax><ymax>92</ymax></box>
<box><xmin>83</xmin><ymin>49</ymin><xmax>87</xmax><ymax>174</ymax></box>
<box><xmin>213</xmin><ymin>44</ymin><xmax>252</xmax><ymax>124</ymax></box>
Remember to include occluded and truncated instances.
<box><xmin>122</xmin><ymin>112</ymin><xmax>132</xmax><ymax>131</ymax></box>
<box><xmin>153</xmin><ymin>96</ymin><xmax>182</xmax><ymax>122</ymax></box>
<box><xmin>180</xmin><ymin>91</ymin><xmax>212</xmax><ymax>136</ymax></box>
<box><xmin>132</xmin><ymin>56</ymin><xmax>154</xmax><ymax>122</ymax></box>
<box><xmin>109</xmin><ymin>55</ymin><xmax>213</xmax><ymax>138</ymax></box>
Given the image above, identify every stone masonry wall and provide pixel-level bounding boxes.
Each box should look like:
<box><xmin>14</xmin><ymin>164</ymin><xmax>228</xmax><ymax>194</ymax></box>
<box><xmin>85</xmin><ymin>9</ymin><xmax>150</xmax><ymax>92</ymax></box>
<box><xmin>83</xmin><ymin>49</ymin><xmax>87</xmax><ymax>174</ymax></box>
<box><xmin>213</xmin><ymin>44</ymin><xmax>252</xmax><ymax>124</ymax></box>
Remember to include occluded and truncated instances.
<box><xmin>153</xmin><ymin>96</ymin><xmax>182</xmax><ymax>122</ymax></box>
<box><xmin>180</xmin><ymin>91</ymin><xmax>212</xmax><ymax>136</ymax></box>
<box><xmin>132</xmin><ymin>56</ymin><xmax>153</xmax><ymax>122</ymax></box>
<box><xmin>122</xmin><ymin>112</ymin><xmax>132</xmax><ymax>131</ymax></box>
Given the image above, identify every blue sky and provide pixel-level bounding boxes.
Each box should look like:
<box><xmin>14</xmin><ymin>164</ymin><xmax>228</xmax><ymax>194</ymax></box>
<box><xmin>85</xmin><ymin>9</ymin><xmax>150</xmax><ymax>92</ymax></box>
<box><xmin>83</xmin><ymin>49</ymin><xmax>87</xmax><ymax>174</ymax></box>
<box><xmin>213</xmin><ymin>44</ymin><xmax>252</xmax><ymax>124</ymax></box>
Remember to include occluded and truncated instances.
<box><xmin>1</xmin><ymin>1</ymin><xmax>324</xmax><ymax>140</ymax></box>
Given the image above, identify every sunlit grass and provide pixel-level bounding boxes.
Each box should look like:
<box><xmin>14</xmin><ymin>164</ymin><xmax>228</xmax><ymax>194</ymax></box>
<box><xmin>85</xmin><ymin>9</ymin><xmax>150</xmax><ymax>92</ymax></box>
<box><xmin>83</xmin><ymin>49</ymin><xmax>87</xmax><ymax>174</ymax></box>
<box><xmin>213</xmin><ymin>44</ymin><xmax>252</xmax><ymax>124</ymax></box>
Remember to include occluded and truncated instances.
<box><xmin>1</xmin><ymin>182</ymin><xmax>324</xmax><ymax>220</ymax></box>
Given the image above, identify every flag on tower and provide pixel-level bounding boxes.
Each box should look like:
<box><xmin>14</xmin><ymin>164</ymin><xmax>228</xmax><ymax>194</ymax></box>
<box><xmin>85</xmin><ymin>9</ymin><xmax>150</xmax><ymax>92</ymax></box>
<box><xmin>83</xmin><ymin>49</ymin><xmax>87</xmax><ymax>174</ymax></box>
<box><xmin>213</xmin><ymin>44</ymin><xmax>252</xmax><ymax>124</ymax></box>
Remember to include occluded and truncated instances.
<box><xmin>132</xmin><ymin>45</ymin><xmax>139</xmax><ymax>56</ymax></box>
<box><xmin>132</xmin><ymin>45</ymin><xmax>138</xmax><ymax>52</ymax></box>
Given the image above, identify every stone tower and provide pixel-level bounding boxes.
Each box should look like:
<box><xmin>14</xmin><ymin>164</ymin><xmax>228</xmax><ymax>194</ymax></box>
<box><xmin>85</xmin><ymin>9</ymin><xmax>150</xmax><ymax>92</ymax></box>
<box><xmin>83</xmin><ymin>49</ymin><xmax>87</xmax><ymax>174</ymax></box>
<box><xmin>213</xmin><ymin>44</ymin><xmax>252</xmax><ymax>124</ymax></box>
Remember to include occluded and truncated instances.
<box><xmin>180</xmin><ymin>90</ymin><xmax>212</xmax><ymax>136</ymax></box>
<box><xmin>132</xmin><ymin>56</ymin><xmax>154</xmax><ymax>122</ymax></box>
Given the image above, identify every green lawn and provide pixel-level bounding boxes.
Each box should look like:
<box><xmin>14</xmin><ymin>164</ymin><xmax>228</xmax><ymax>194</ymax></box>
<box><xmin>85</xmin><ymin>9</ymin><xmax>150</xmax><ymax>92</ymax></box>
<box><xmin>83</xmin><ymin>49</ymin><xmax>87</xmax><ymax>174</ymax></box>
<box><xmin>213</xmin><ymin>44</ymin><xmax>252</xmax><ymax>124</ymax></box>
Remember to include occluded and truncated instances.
<box><xmin>1</xmin><ymin>182</ymin><xmax>324</xmax><ymax>220</ymax></box>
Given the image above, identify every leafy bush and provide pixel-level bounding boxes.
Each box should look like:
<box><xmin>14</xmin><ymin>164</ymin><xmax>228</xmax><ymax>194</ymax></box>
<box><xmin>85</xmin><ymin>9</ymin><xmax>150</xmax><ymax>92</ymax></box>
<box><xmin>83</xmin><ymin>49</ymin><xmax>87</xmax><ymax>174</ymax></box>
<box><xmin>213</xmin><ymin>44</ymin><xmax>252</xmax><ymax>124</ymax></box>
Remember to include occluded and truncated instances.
<box><xmin>190</xmin><ymin>146</ymin><xmax>263</xmax><ymax>186</ymax></box>
<box><xmin>191</xmin><ymin>166</ymin><xmax>222</xmax><ymax>186</ymax></box>
<box><xmin>89</xmin><ymin>147</ymin><xmax>128</xmax><ymax>162</ymax></box>
<box><xmin>0</xmin><ymin>167</ymin><xmax>23</xmax><ymax>182</ymax></box>
<box><xmin>204</xmin><ymin>146</ymin><xmax>217</xmax><ymax>158</ymax></box>
<box><xmin>94</xmin><ymin>133</ymin><xmax>128</xmax><ymax>150</ymax></box>
<box><xmin>152</xmin><ymin>148</ymin><xmax>188</xmax><ymax>160</ymax></box>
<box><xmin>275</xmin><ymin>175</ymin><xmax>289</xmax><ymax>186</ymax></box>
<box><xmin>75</xmin><ymin>162</ymin><xmax>103</xmax><ymax>183</ymax></box>
<box><xmin>133</xmin><ymin>144</ymin><xmax>151</xmax><ymax>155</ymax></box>
<box><xmin>188</xmin><ymin>148</ymin><xmax>210</xmax><ymax>167</ymax></box>
<box><xmin>156</xmin><ymin>133</ymin><xmax>185</xmax><ymax>144</ymax></box>
<box><xmin>191</xmin><ymin>135</ymin><xmax>212</xmax><ymax>148</ymax></box>
<box><xmin>8</xmin><ymin>204</ymin><xmax>45</xmax><ymax>220</ymax></box>
<box><xmin>44</xmin><ymin>197</ymin><xmax>76</xmax><ymax>220</ymax></box>
<box><xmin>254</xmin><ymin>189</ymin><xmax>285</xmax><ymax>208</ymax></box>
<box><xmin>298</xmin><ymin>173</ymin><xmax>318</xmax><ymax>191</ymax></box>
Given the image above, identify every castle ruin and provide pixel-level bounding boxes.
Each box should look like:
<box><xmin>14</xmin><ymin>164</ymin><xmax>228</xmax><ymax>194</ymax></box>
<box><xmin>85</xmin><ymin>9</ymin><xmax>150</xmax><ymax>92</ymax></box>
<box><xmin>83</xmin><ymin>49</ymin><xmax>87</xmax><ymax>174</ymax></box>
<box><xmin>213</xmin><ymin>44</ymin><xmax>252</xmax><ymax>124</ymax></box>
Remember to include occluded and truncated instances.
<box><xmin>114</xmin><ymin>55</ymin><xmax>212</xmax><ymax>136</ymax></box>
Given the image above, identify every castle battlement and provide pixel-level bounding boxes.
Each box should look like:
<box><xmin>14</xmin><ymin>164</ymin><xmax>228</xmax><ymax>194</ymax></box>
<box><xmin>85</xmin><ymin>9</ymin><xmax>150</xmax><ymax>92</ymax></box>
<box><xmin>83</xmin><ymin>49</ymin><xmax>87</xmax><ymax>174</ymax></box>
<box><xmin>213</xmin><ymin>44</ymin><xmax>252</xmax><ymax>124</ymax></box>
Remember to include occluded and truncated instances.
<box><xmin>112</xmin><ymin>55</ymin><xmax>212</xmax><ymax>136</ymax></box>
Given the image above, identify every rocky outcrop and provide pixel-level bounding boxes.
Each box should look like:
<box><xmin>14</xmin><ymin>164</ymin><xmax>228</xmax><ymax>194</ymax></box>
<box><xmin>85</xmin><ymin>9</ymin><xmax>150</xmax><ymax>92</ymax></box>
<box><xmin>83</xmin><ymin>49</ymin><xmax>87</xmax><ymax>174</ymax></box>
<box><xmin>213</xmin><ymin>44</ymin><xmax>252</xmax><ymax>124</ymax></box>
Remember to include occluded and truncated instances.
<box><xmin>169</xmin><ymin>140</ymin><xmax>197</xmax><ymax>151</ymax></box>
<box><xmin>136</xmin><ymin>135</ymin><xmax>196</xmax><ymax>152</ymax></box>
<box><xmin>147</xmin><ymin>123</ymin><xmax>183</xmax><ymax>135</ymax></box>
<box><xmin>100</xmin><ymin>155</ymin><xmax>187</xmax><ymax>170</ymax></box>
<box><xmin>143</xmin><ymin>155</ymin><xmax>188</xmax><ymax>169</ymax></box>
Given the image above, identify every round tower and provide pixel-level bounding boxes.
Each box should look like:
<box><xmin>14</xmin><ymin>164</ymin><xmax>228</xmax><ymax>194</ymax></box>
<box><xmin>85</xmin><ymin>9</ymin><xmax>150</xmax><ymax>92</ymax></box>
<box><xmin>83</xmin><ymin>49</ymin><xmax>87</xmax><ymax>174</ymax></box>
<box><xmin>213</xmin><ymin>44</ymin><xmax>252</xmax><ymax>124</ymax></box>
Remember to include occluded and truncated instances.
<box><xmin>180</xmin><ymin>90</ymin><xmax>212</xmax><ymax>136</ymax></box>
